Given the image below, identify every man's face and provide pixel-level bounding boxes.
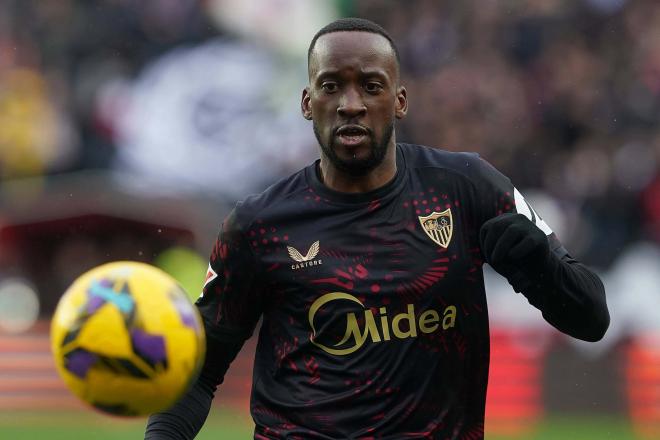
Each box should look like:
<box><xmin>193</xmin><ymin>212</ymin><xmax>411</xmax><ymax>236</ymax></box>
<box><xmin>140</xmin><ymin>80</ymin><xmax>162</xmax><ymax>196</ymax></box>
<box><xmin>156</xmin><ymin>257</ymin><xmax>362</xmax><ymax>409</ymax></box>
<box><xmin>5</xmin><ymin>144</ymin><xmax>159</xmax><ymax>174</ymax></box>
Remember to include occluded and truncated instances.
<box><xmin>302</xmin><ymin>31</ymin><xmax>407</xmax><ymax>176</ymax></box>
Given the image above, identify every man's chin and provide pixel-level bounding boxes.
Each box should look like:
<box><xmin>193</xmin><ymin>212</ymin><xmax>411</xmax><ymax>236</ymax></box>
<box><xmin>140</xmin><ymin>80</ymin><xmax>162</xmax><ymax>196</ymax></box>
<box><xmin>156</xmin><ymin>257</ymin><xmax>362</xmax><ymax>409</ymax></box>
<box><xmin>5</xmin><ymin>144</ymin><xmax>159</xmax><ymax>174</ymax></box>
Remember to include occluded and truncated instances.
<box><xmin>328</xmin><ymin>150</ymin><xmax>385</xmax><ymax>176</ymax></box>
<box><xmin>334</xmin><ymin>159</ymin><xmax>376</xmax><ymax>176</ymax></box>
<box><xmin>315</xmin><ymin>124</ymin><xmax>392</xmax><ymax>178</ymax></box>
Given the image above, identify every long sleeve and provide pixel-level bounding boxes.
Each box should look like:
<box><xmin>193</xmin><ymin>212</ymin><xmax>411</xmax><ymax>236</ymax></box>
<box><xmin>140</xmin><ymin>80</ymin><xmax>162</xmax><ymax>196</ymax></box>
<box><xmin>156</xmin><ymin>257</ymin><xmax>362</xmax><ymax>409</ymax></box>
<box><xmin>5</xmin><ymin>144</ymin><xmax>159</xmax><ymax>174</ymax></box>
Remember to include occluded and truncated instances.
<box><xmin>145</xmin><ymin>206</ymin><xmax>265</xmax><ymax>439</ymax></box>
<box><xmin>471</xmin><ymin>157</ymin><xmax>609</xmax><ymax>342</ymax></box>
<box><xmin>509</xmin><ymin>251</ymin><xmax>610</xmax><ymax>342</ymax></box>
<box><xmin>144</xmin><ymin>331</ymin><xmax>248</xmax><ymax>439</ymax></box>
<box><xmin>144</xmin><ymin>364</ymin><xmax>220</xmax><ymax>440</ymax></box>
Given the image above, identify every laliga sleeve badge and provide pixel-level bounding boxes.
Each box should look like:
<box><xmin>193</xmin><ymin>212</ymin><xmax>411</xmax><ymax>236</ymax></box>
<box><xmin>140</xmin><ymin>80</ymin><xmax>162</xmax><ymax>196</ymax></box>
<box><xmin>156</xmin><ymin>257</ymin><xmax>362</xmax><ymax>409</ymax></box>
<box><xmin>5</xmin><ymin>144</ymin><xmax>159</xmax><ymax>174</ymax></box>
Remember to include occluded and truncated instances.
<box><xmin>203</xmin><ymin>263</ymin><xmax>218</xmax><ymax>288</ymax></box>
<box><xmin>418</xmin><ymin>209</ymin><xmax>453</xmax><ymax>248</ymax></box>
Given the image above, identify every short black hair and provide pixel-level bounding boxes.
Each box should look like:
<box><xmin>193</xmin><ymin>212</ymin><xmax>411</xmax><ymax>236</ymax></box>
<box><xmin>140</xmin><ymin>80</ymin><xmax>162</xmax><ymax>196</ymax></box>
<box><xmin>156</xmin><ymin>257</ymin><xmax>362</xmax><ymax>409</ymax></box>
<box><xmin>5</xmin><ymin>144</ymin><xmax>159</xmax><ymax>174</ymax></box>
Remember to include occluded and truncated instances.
<box><xmin>307</xmin><ymin>17</ymin><xmax>400</xmax><ymax>67</ymax></box>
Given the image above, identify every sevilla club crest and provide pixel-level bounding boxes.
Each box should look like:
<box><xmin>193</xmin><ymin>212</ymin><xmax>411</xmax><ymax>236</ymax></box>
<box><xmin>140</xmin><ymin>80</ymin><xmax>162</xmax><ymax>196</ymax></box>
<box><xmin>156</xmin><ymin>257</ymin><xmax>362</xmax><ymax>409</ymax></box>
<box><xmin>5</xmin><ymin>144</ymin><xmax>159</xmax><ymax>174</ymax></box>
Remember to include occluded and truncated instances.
<box><xmin>418</xmin><ymin>209</ymin><xmax>453</xmax><ymax>248</ymax></box>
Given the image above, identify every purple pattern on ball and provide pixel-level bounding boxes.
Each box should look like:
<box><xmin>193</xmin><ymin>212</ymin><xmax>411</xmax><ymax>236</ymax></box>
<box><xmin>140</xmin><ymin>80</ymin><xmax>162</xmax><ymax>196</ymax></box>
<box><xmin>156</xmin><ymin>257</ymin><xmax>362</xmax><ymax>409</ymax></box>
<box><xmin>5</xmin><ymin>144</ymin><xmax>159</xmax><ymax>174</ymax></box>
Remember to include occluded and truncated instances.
<box><xmin>66</xmin><ymin>351</ymin><xmax>97</xmax><ymax>378</ymax></box>
<box><xmin>171</xmin><ymin>294</ymin><xmax>198</xmax><ymax>331</ymax></box>
<box><xmin>131</xmin><ymin>329</ymin><xmax>166</xmax><ymax>364</ymax></box>
<box><xmin>86</xmin><ymin>295</ymin><xmax>105</xmax><ymax>314</ymax></box>
<box><xmin>86</xmin><ymin>278</ymin><xmax>113</xmax><ymax>313</ymax></box>
<box><xmin>177</xmin><ymin>306</ymin><xmax>197</xmax><ymax>329</ymax></box>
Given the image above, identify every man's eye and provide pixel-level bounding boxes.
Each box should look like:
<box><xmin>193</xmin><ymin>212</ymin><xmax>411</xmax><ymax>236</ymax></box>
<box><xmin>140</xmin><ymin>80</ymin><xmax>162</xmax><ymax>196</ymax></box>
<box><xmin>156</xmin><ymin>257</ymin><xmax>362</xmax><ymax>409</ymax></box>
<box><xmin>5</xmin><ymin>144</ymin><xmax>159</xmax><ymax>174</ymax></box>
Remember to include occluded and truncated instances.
<box><xmin>365</xmin><ymin>82</ymin><xmax>383</xmax><ymax>93</ymax></box>
<box><xmin>321</xmin><ymin>83</ymin><xmax>338</xmax><ymax>92</ymax></box>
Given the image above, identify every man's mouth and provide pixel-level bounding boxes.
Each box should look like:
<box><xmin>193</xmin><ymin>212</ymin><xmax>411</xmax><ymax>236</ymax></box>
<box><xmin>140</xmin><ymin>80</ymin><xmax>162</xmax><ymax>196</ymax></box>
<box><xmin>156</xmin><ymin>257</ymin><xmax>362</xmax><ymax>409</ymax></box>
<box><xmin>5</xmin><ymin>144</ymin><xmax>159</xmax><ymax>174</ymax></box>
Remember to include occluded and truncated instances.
<box><xmin>335</xmin><ymin>125</ymin><xmax>370</xmax><ymax>147</ymax></box>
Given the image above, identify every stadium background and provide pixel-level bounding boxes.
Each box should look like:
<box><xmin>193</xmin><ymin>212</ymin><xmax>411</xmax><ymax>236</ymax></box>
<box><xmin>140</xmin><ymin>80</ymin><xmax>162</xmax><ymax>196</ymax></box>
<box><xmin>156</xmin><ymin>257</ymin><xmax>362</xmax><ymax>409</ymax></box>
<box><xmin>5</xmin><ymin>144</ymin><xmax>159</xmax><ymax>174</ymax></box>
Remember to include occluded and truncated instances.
<box><xmin>1</xmin><ymin>0</ymin><xmax>659</xmax><ymax>438</ymax></box>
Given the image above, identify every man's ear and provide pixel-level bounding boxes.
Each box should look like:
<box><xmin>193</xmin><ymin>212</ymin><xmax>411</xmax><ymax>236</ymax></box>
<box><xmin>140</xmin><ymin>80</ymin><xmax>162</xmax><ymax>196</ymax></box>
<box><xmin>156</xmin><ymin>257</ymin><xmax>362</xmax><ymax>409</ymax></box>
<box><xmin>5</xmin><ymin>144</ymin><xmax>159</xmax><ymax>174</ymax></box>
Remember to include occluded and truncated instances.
<box><xmin>395</xmin><ymin>86</ymin><xmax>408</xmax><ymax>119</ymax></box>
<box><xmin>301</xmin><ymin>87</ymin><xmax>312</xmax><ymax>120</ymax></box>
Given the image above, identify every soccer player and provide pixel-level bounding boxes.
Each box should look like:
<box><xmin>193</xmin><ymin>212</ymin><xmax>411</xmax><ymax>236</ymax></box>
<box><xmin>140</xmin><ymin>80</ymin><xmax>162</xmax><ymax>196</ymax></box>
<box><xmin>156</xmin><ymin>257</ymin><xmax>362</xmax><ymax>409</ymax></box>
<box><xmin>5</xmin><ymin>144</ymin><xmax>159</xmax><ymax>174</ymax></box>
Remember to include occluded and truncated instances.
<box><xmin>145</xmin><ymin>18</ymin><xmax>610</xmax><ymax>439</ymax></box>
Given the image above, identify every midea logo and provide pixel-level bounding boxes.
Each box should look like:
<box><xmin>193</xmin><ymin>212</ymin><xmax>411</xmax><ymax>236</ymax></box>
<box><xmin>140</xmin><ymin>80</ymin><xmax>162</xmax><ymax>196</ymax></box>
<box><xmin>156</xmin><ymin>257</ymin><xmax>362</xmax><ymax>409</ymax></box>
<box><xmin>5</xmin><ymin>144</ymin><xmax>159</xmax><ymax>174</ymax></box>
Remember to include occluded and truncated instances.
<box><xmin>308</xmin><ymin>292</ymin><xmax>457</xmax><ymax>356</ymax></box>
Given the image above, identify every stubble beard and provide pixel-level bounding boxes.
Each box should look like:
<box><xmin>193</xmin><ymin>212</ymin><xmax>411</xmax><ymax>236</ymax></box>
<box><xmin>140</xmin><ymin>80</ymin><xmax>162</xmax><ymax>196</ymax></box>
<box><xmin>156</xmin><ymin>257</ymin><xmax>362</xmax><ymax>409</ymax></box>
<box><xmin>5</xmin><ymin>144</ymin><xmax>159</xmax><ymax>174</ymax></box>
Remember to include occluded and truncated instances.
<box><xmin>313</xmin><ymin>121</ymin><xmax>395</xmax><ymax>177</ymax></box>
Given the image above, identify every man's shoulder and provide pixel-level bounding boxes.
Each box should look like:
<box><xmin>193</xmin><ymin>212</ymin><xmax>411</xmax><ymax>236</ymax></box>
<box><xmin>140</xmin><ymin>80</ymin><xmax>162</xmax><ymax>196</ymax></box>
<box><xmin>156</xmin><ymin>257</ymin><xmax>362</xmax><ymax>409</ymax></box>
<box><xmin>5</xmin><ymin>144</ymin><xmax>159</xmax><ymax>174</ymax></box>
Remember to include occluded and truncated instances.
<box><xmin>399</xmin><ymin>143</ymin><xmax>512</xmax><ymax>192</ymax></box>
<box><xmin>398</xmin><ymin>142</ymin><xmax>485</xmax><ymax>179</ymax></box>
<box><xmin>232</xmin><ymin>165</ymin><xmax>312</xmax><ymax>229</ymax></box>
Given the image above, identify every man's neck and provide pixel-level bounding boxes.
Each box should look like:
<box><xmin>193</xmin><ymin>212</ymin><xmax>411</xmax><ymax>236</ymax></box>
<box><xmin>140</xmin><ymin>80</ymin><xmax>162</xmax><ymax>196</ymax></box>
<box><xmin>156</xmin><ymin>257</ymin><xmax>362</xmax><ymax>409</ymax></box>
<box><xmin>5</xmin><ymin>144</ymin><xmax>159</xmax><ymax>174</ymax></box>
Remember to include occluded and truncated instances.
<box><xmin>318</xmin><ymin>143</ymin><xmax>397</xmax><ymax>193</ymax></box>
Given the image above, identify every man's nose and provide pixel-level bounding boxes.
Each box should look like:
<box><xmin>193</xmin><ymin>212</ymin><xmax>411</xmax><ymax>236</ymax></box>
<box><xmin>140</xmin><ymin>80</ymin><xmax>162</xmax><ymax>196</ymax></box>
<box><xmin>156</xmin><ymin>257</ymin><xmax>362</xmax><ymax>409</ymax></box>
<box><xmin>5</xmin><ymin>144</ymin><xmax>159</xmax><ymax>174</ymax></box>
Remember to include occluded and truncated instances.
<box><xmin>337</xmin><ymin>88</ymin><xmax>366</xmax><ymax>118</ymax></box>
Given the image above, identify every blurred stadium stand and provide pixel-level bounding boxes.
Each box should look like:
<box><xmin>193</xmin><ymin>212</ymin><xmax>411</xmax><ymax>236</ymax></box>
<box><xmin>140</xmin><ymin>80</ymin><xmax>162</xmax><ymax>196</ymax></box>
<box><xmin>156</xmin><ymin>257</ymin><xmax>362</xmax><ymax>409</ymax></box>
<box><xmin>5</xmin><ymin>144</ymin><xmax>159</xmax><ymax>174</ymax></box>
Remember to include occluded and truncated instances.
<box><xmin>1</xmin><ymin>0</ymin><xmax>660</xmax><ymax>437</ymax></box>
<box><xmin>0</xmin><ymin>320</ymin><xmax>255</xmax><ymax>414</ymax></box>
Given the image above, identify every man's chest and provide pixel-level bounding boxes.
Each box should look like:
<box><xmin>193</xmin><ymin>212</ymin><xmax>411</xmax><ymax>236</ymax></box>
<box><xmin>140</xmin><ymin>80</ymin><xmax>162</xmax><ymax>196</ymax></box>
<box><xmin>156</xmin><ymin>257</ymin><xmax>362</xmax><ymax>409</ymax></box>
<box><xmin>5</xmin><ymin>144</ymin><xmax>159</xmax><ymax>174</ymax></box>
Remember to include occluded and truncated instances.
<box><xmin>250</xmin><ymin>189</ymin><xmax>482</xmax><ymax>307</ymax></box>
<box><xmin>245</xmin><ymin>179</ymin><xmax>489</xmax><ymax>357</ymax></box>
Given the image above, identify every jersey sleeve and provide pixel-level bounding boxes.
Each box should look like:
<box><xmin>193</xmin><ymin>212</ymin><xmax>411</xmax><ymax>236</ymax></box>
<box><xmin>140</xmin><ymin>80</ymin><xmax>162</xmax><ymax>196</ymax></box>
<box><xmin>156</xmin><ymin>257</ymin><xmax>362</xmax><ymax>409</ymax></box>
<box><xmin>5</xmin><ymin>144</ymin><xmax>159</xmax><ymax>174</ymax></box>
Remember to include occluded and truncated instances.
<box><xmin>145</xmin><ymin>205</ymin><xmax>265</xmax><ymax>439</ymax></box>
<box><xmin>472</xmin><ymin>156</ymin><xmax>565</xmax><ymax>257</ymax></box>
<box><xmin>196</xmin><ymin>204</ymin><xmax>266</xmax><ymax>380</ymax></box>
<box><xmin>472</xmin><ymin>157</ymin><xmax>609</xmax><ymax>341</ymax></box>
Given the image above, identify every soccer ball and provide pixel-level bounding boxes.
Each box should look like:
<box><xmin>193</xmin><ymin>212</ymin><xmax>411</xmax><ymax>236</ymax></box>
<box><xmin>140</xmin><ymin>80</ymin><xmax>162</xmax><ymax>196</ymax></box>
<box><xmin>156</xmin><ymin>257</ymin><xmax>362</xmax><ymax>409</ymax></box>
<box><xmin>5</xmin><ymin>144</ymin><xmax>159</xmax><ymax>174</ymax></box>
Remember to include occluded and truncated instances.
<box><xmin>50</xmin><ymin>261</ymin><xmax>205</xmax><ymax>416</ymax></box>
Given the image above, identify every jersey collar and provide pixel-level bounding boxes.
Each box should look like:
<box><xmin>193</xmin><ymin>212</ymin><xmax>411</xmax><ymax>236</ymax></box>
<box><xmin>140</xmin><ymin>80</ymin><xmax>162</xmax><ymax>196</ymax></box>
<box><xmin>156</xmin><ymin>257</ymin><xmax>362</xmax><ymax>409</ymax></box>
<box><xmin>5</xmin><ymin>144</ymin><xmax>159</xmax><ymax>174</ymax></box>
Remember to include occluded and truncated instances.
<box><xmin>305</xmin><ymin>144</ymin><xmax>407</xmax><ymax>205</ymax></box>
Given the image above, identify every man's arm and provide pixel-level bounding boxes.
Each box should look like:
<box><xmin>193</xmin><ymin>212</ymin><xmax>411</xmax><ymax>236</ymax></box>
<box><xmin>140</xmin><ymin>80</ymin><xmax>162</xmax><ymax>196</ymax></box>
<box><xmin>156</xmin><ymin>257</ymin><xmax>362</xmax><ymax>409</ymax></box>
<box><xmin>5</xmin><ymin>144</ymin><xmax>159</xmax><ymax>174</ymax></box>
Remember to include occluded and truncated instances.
<box><xmin>145</xmin><ymin>207</ymin><xmax>264</xmax><ymax>439</ymax></box>
<box><xmin>480</xmin><ymin>212</ymin><xmax>610</xmax><ymax>342</ymax></box>
<box><xmin>144</xmin><ymin>363</ymin><xmax>220</xmax><ymax>440</ymax></box>
<box><xmin>144</xmin><ymin>336</ymin><xmax>246</xmax><ymax>439</ymax></box>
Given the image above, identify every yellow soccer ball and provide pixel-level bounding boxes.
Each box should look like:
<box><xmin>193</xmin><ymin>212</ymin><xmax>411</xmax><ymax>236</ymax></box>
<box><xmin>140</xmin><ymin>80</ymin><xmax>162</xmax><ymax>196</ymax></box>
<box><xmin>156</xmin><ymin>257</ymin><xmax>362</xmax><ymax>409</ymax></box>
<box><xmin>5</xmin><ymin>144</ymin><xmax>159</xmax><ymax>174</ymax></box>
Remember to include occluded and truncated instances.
<box><xmin>50</xmin><ymin>261</ymin><xmax>205</xmax><ymax>416</ymax></box>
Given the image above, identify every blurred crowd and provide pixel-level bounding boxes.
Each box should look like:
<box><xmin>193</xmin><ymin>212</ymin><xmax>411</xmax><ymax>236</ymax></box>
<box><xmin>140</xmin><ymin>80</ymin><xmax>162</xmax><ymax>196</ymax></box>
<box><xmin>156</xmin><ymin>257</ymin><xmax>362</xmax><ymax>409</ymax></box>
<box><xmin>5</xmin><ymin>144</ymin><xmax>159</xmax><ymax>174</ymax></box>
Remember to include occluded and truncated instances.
<box><xmin>0</xmin><ymin>0</ymin><xmax>216</xmax><ymax>177</ymax></box>
<box><xmin>1</xmin><ymin>0</ymin><xmax>659</xmax><ymax>271</ymax></box>
<box><xmin>2</xmin><ymin>2</ymin><xmax>659</xmax><ymax>422</ymax></box>
<box><xmin>358</xmin><ymin>0</ymin><xmax>660</xmax><ymax>267</ymax></box>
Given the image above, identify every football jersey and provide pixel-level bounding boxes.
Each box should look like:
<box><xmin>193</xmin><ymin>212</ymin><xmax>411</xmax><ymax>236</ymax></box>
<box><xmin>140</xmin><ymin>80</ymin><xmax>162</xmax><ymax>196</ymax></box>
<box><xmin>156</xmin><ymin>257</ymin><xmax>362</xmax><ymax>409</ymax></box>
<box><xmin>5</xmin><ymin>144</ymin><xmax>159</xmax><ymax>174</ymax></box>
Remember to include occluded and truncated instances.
<box><xmin>197</xmin><ymin>143</ymin><xmax>564</xmax><ymax>439</ymax></box>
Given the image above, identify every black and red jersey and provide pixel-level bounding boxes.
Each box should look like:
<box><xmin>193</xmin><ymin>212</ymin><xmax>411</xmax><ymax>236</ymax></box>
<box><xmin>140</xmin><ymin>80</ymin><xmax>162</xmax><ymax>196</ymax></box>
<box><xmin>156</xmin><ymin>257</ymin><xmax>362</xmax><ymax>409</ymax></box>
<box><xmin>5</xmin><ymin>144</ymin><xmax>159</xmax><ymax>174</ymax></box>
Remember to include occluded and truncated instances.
<box><xmin>196</xmin><ymin>143</ymin><xmax>564</xmax><ymax>439</ymax></box>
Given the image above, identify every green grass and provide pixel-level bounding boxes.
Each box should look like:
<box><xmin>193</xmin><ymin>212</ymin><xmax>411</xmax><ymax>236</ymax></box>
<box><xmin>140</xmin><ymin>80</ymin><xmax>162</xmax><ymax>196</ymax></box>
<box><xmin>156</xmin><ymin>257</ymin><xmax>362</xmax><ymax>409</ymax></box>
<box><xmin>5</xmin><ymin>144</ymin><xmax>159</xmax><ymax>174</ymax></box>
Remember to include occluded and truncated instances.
<box><xmin>0</xmin><ymin>409</ymin><xmax>252</xmax><ymax>440</ymax></box>
<box><xmin>489</xmin><ymin>415</ymin><xmax>640</xmax><ymax>440</ymax></box>
<box><xmin>0</xmin><ymin>410</ymin><xmax>643</xmax><ymax>439</ymax></box>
